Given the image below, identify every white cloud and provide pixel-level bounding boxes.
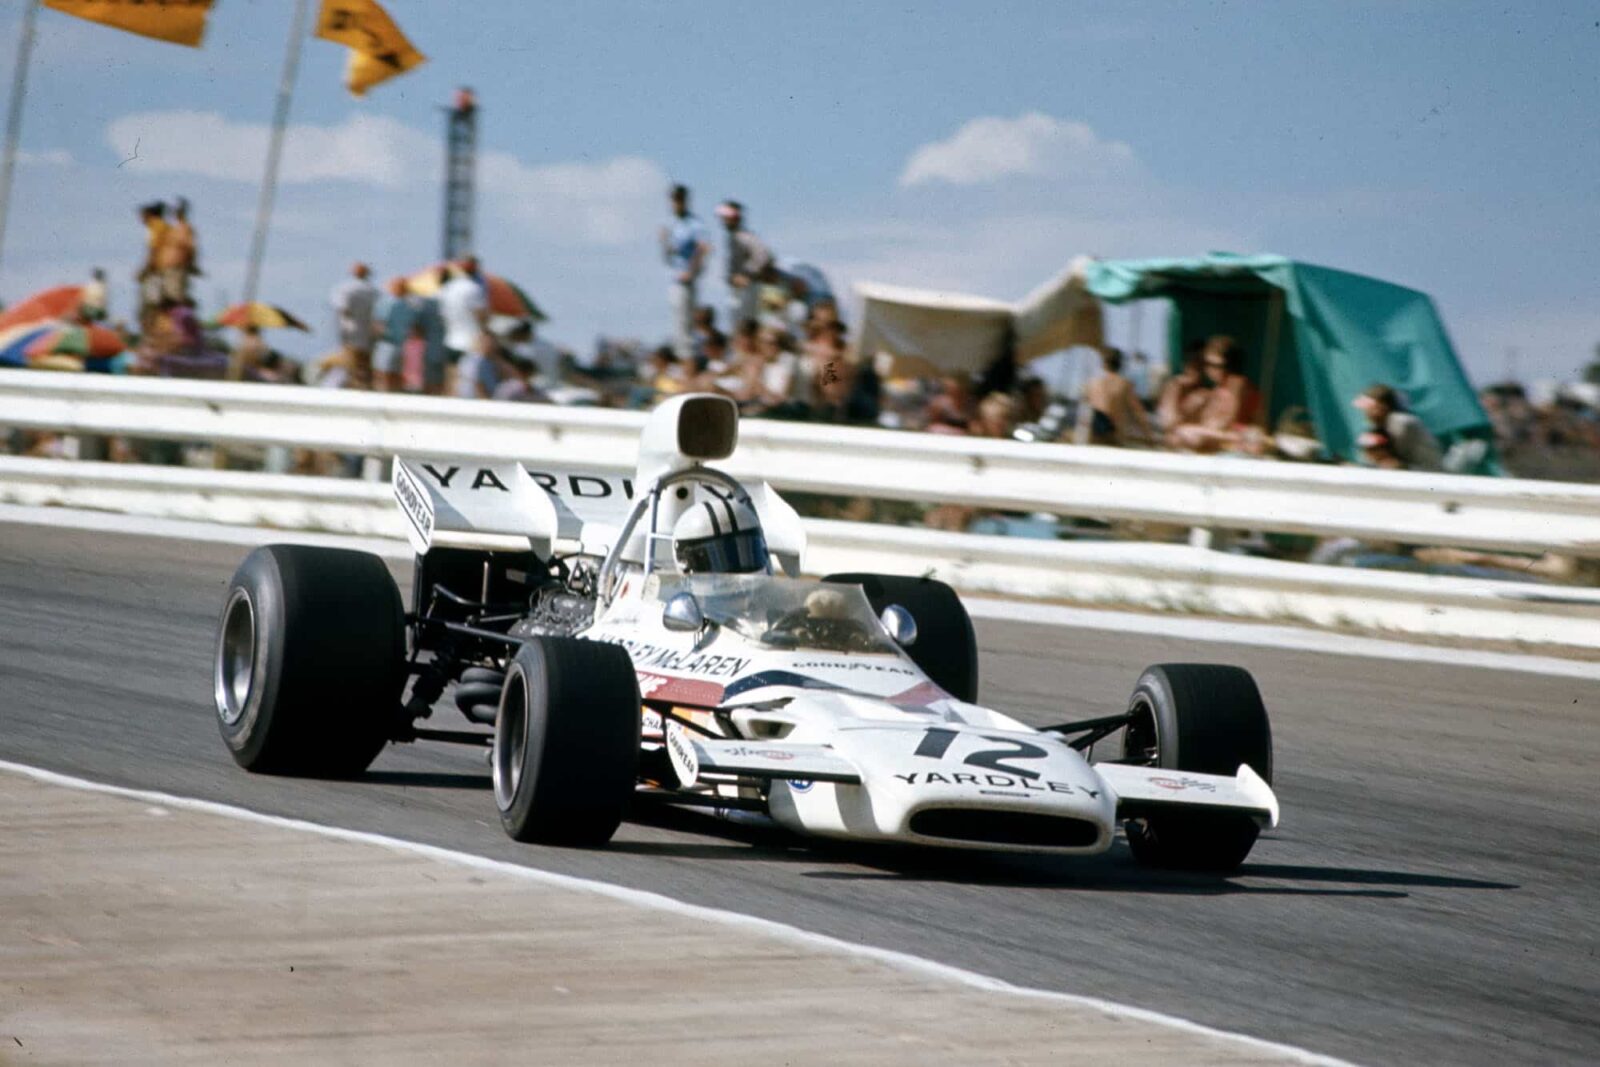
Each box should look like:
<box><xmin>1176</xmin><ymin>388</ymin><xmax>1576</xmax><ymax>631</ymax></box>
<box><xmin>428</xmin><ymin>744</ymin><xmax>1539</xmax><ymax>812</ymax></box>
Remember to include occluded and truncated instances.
<box><xmin>101</xmin><ymin>109</ymin><xmax>667</xmax><ymax>249</ymax></box>
<box><xmin>899</xmin><ymin>112</ymin><xmax>1139</xmax><ymax>188</ymax></box>
<box><xmin>480</xmin><ymin>152</ymin><xmax>667</xmax><ymax>247</ymax></box>
<box><xmin>17</xmin><ymin>148</ymin><xmax>73</xmax><ymax>167</ymax></box>
<box><xmin>106</xmin><ymin>110</ymin><xmax>434</xmax><ymax>186</ymax></box>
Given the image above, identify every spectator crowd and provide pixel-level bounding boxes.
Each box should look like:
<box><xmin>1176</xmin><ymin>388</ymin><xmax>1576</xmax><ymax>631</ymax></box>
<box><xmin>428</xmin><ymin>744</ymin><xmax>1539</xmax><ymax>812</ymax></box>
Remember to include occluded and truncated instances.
<box><xmin>4</xmin><ymin>186</ymin><xmax>1598</xmax><ymax>494</ymax></box>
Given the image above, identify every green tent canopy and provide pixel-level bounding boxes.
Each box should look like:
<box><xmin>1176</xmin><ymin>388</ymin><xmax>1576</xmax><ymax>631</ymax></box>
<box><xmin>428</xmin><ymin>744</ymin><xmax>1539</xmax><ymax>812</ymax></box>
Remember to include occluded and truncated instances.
<box><xmin>1084</xmin><ymin>253</ymin><xmax>1495</xmax><ymax>470</ymax></box>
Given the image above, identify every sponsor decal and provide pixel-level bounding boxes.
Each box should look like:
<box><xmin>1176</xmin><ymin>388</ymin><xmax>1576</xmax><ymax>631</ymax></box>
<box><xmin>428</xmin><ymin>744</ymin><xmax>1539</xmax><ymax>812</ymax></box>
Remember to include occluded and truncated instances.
<box><xmin>416</xmin><ymin>464</ymin><xmax>634</xmax><ymax>501</ymax></box>
<box><xmin>791</xmin><ymin>660</ymin><xmax>917</xmax><ymax>677</ymax></box>
<box><xmin>612</xmin><ymin>638</ymin><xmax>750</xmax><ymax>679</ymax></box>
<box><xmin>665</xmin><ymin>721</ymin><xmax>699</xmax><ymax>787</ymax></box>
<box><xmin>891</xmin><ymin>770</ymin><xmax>1080</xmax><ymax>795</ymax></box>
<box><xmin>719</xmin><ymin>746</ymin><xmax>795</xmax><ymax>762</ymax></box>
<box><xmin>393</xmin><ymin>463</ymin><xmax>434</xmax><ymax>545</ymax></box>
<box><xmin>525</xmin><ymin>470</ymin><xmax>635</xmax><ymax>501</ymax></box>
<box><xmin>1149</xmin><ymin>776</ymin><xmax>1217</xmax><ymax>793</ymax></box>
<box><xmin>789</xmin><ymin>779</ymin><xmax>813</xmax><ymax>793</ymax></box>
<box><xmin>640</xmin><ymin>708</ymin><xmax>664</xmax><ymax>737</ymax></box>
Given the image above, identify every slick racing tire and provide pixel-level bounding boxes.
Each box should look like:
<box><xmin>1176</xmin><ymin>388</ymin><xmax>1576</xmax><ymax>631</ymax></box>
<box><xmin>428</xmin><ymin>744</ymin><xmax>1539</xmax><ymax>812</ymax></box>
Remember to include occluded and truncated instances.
<box><xmin>493</xmin><ymin>638</ymin><xmax>640</xmax><ymax>846</ymax></box>
<box><xmin>215</xmin><ymin>545</ymin><xmax>405</xmax><ymax>777</ymax></box>
<box><xmin>1121</xmin><ymin>664</ymin><xmax>1273</xmax><ymax>873</ymax></box>
<box><xmin>823</xmin><ymin>572</ymin><xmax>979</xmax><ymax>702</ymax></box>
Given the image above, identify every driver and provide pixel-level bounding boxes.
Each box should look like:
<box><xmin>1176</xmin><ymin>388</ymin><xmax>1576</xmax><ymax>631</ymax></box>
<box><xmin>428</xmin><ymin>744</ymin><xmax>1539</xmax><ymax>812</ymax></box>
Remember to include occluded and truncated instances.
<box><xmin>672</xmin><ymin>496</ymin><xmax>771</xmax><ymax>574</ymax></box>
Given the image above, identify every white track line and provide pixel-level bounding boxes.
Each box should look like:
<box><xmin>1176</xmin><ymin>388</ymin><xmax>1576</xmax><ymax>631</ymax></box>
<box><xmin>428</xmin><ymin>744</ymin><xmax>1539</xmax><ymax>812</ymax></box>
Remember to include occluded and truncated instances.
<box><xmin>4</xmin><ymin>501</ymin><xmax>1594</xmax><ymax>681</ymax></box>
<box><xmin>0</xmin><ymin>758</ymin><xmax>1359</xmax><ymax>1067</ymax></box>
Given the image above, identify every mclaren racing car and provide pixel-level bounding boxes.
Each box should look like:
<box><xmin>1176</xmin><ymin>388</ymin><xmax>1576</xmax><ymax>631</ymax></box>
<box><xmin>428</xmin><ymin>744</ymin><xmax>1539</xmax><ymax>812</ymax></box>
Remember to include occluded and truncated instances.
<box><xmin>213</xmin><ymin>394</ymin><xmax>1278</xmax><ymax>870</ymax></box>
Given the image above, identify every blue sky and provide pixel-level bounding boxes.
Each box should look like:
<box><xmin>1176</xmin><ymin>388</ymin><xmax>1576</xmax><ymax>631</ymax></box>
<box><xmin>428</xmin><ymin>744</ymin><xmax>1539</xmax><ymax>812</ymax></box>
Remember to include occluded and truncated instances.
<box><xmin>1</xmin><ymin>0</ymin><xmax>1596</xmax><ymax>381</ymax></box>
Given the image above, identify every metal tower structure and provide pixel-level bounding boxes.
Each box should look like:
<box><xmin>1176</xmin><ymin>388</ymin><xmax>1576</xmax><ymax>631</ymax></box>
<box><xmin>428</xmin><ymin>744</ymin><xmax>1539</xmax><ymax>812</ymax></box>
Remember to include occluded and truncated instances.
<box><xmin>441</xmin><ymin>87</ymin><xmax>477</xmax><ymax>261</ymax></box>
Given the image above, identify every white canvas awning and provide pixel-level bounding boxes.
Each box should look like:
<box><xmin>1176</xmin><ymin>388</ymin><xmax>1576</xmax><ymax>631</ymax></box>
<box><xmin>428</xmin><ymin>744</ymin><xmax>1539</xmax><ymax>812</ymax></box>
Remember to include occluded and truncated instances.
<box><xmin>854</xmin><ymin>257</ymin><xmax>1103</xmax><ymax>377</ymax></box>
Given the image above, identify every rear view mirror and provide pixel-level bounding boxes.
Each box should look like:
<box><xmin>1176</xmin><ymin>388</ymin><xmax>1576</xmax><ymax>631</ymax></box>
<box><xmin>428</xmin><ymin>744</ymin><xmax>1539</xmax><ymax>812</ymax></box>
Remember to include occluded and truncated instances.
<box><xmin>880</xmin><ymin>604</ymin><xmax>918</xmax><ymax>646</ymax></box>
<box><xmin>663</xmin><ymin>592</ymin><xmax>705</xmax><ymax>633</ymax></box>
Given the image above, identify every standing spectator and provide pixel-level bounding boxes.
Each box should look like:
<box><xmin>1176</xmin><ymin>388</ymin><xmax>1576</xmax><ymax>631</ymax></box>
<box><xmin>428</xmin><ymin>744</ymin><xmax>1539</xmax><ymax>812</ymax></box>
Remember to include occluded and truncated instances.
<box><xmin>439</xmin><ymin>256</ymin><xmax>489</xmax><ymax>397</ymax></box>
<box><xmin>157</xmin><ymin>197</ymin><xmax>200</xmax><ymax>302</ymax></box>
<box><xmin>659</xmin><ymin>184</ymin><xmax>710</xmax><ymax>359</ymax></box>
<box><xmin>374</xmin><ymin>278</ymin><xmax>444</xmax><ymax>394</ymax></box>
<box><xmin>1078</xmin><ymin>347</ymin><xmax>1155</xmax><ymax>446</ymax></box>
<box><xmin>80</xmin><ymin>268</ymin><xmax>108</xmax><ymax>322</ymax></box>
<box><xmin>330</xmin><ymin>262</ymin><xmax>379</xmax><ymax>391</ymax></box>
<box><xmin>372</xmin><ymin>278</ymin><xmax>412</xmax><ymax>393</ymax></box>
<box><xmin>716</xmin><ymin>199</ymin><xmax>772</xmax><ymax>330</ymax></box>
<box><xmin>136</xmin><ymin>202</ymin><xmax>168</xmax><ymax>333</ymax></box>
<box><xmin>1353</xmin><ymin>384</ymin><xmax>1443</xmax><ymax>471</ymax></box>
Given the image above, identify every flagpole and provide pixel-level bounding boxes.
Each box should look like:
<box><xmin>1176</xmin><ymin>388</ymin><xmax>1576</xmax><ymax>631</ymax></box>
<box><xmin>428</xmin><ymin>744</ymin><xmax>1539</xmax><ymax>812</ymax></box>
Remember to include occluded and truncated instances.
<box><xmin>241</xmin><ymin>0</ymin><xmax>310</xmax><ymax>306</ymax></box>
<box><xmin>0</xmin><ymin>0</ymin><xmax>42</xmax><ymax>295</ymax></box>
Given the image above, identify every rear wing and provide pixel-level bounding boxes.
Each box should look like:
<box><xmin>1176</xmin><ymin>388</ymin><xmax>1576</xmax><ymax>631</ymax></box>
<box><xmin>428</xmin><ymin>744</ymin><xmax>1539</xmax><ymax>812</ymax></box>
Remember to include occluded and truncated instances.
<box><xmin>1096</xmin><ymin>763</ymin><xmax>1280</xmax><ymax>828</ymax></box>
<box><xmin>393</xmin><ymin>456</ymin><xmax>806</xmax><ymax>571</ymax></box>
<box><xmin>393</xmin><ymin>458</ymin><xmax>634</xmax><ymax>556</ymax></box>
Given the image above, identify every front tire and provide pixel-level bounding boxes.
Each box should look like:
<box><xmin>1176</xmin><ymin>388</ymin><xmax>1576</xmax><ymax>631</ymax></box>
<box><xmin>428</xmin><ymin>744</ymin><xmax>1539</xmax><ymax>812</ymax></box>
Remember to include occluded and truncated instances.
<box><xmin>493</xmin><ymin>638</ymin><xmax>640</xmax><ymax>845</ymax></box>
<box><xmin>823</xmin><ymin>572</ymin><xmax>979</xmax><ymax>702</ymax></box>
<box><xmin>1120</xmin><ymin>663</ymin><xmax>1273</xmax><ymax>872</ymax></box>
<box><xmin>214</xmin><ymin>545</ymin><xmax>405</xmax><ymax>777</ymax></box>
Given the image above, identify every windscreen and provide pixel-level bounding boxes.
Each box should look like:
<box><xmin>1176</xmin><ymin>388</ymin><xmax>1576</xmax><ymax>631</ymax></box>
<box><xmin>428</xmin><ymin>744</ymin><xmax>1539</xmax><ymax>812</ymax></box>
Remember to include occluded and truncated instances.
<box><xmin>658</xmin><ymin>574</ymin><xmax>900</xmax><ymax>655</ymax></box>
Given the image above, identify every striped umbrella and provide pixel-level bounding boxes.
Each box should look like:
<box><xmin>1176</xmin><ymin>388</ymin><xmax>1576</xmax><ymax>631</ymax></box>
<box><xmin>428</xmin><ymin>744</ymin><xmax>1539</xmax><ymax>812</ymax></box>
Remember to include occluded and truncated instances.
<box><xmin>24</xmin><ymin>323</ymin><xmax>125</xmax><ymax>361</ymax></box>
<box><xmin>0</xmin><ymin>323</ymin><xmax>54</xmax><ymax>367</ymax></box>
<box><xmin>215</xmin><ymin>302</ymin><xmax>310</xmax><ymax>331</ymax></box>
<box><xmin>0</xmin><ymin>285</ymin><xmax>84</xmax><ymax>332</ymax></box>
<box><xmin>390</xmin><ymin>265</ymin><xmax>546</xmax><ymax>321</ymax></box>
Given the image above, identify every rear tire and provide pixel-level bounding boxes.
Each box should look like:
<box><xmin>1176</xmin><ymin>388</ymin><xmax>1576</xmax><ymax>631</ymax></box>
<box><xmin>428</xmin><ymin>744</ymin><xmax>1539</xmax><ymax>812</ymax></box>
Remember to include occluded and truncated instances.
<box><xmin>214</xmin><ymin>545</ymin><xmax>405</xmax><ymax>777</ymax></box>
<box><xmin>823</xmin><ymin>572</ymin><xmax>978</xmax><ymax>702</ymax></box>
<box><xmin>493</xmin><ymin>638</ymin><xmax>640</xmax><ymax>845</ymax></box>
<box><xmin>1120</xmin><ymin>664</ymin><xmax>1272</xmax><ymax>872</ymax></box>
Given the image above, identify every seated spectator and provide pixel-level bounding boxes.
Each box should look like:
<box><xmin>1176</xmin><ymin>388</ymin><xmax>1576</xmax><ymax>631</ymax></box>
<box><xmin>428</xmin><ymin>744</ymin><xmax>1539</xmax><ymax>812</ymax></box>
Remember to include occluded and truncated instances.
<box><xmin>691</xmin><ymin>328</ymin><xmax>731</xmax><ymax>388</ymax></box>
<box><xmin>1156</xmin><ymin>339</ymin><xmax>1211</xmax><ymax>433</ymax></box>
<box><xmin>170</xmin><ymin>298</ymin><xmax>204</xmax><ymax>356</ymax></box>
<box><xmin>492</xmin><ymin>354</ymin><xmax>547</xmax><ymax>403</ymax></box>
<box><xmin>971</xmin><ymin>392</ymin><xmax>1016</xmax><ymax>439</ymax></box>
<box><xmin>923</xmin><ymin>374</ymin><xmax>973</xmax><ymax>434</ymax></box>
<box><xmin>1016</xmin><ymin>377</ymin><xmax>1049</xmax><ymax>426</ymax></box>
<box><xmin>1358</xmin><ymin>428</ymin><xmax>1402</xmax><ymax>469</ymax></box>
<box><xmin>1353</xmin><ymin>384</ymin><xmax>1443</xmax><ymax>471</ymax></box>
<box><xmin>1077</xmin><ymin>347</ymin><xmax>1155</xmax><ymax>446</ymax></box>
<box><xmin>230</xmin><ymin>324</ymin><xmax>269</xmax><ymax>381</ymax></box>
<box><xmin>649</xmin><ymin>345</ymin><xmax>689</xmax><ymax>396</ymax></box>
<box><xmin>1168</xmin><ymin>336</ymin><xmax>1263</xmax><ymax>454</ymax></box>
<box><xmin>806</xmin><ymin>321</ymin><xmax>854</xmax><ymax>422</ymax></box>
<box><xmin>742</xmin><ymin>326</ymin><xmax>808</xmax><ymax>417</ymax></box>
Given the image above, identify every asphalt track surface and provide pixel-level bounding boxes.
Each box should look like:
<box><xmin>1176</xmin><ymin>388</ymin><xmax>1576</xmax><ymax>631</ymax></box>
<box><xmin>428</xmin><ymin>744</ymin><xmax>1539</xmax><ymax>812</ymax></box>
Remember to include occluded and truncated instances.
<box><xmin>1</xmin><ymin>520</ymin><xmax>1595</xmax><ymax>1066</ymax></box>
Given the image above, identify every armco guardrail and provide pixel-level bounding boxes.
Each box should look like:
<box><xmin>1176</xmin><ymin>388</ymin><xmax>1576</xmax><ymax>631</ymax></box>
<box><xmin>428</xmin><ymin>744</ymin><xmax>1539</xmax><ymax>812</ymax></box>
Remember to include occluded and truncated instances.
<box><xmin>3</xmin><ymin>455</ymin><xmax>1599</xmax><ymax>650</ymax></box>
<box><xmin>3</xmin><ymin>368</ymin><xmax>1600</xmax><ymax>557</ymax></box>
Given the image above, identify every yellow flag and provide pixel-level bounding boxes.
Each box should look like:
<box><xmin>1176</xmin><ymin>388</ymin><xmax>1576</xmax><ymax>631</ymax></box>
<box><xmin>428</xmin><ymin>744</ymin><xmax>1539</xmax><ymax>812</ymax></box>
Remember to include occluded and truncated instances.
<box><xmin>42</xmin><ymin>0</ymin><xmax>214</xmax><ymax>47</ymax></box>
<box><xmin>315</xmin><ymin>0</ymin><xmax>426</xmax><ymax>97</ymax></box>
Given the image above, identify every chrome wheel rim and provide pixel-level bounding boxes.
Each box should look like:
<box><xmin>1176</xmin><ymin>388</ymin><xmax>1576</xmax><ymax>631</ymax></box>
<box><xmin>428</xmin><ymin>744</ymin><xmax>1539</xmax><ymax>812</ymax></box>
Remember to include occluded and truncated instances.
<box><xmin>215</xmin><ymin>589</ymin><xmax>256</xmax><ymax>726</ymax></box>
<box><xmin>492</xmin><ymin>671</ymin><xmax>527</xmax><ymax>811</ymax></box>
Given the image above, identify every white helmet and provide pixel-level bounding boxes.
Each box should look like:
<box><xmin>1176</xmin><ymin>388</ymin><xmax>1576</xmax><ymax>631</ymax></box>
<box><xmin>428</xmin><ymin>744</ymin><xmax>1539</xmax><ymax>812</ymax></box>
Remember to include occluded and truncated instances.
<box><xmin>673</xmin><ymin>495</ymin><xmax>769</xmax><ymax>574</ymax></box>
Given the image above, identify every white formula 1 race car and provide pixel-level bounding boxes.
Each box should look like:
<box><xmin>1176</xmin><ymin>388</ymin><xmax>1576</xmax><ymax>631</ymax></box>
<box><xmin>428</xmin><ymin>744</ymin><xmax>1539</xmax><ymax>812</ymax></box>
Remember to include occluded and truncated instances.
<box><xmin>214</xmin><ymin>395</ymin><xmax>1278</xmax><ymax>870</ymax></box>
